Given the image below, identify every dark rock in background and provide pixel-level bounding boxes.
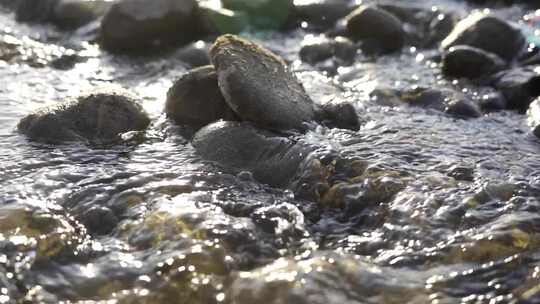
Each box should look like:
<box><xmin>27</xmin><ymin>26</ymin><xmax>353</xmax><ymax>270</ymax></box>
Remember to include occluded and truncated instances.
<box><xmin>345</xmin><ymin>5</ymin><xmax>405</xmax><ymax>54</ymax></box>
<box><xmin>442</xmin><ymin>45</ymin><xmax>506</xmax><ymax>79</ymax></box>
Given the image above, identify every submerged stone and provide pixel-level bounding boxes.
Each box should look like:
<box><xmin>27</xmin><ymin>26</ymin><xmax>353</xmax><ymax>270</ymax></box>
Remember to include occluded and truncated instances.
<box><xmin>447</xmin><ymin>165</ymin><xmax>475</xmax><ymax>181</ymax></box>
<box><xmin>442</xmin><ymin>45</ymin><xmax>506</xmax><ymax>79</ymax></box>
<box><xmin>192</xmin><ymin>121</ymin><xmax>309</xmax><ymax>188</ymax></box>
<box><xmin>210</xmin><ymin>34</ymin><xmax>317</xmax><ymax>131</ymax></box>
<box><xmin>441</xmin><ymin>13</ymin><xmax>526</xmax><ymax>61</ymax></box>
<box><xmin>18</xmin><ymin>90</ymin><xmax>150</xmax><ymax>144</ymax></box>
<box><xmin>100</xmin><ymin>0</ymin><xmax>200</xmax><ymax>52</ymax></box>
<box><xmin>81</xmin><ymin>206</ymin><xmax>118</xmax><ymax>235</ymax></box>
<box><xmin>193</xmin><ymin>121</ymin><xmax>365</xmax><ymax>203</ymax></box>
<box><xmin>165</xmin><ymin>65</ymin><xmax>237</xmax><ymax>129</ymax></box>
<box><xmin>401</xmin><ymin>87</ymin><xmax>481</xmax><ymax>118</ymax></box>
<box><xmin>345</xmin><ymin>5</ymin><xmax>405</xmax><ymax>54</ymax></box>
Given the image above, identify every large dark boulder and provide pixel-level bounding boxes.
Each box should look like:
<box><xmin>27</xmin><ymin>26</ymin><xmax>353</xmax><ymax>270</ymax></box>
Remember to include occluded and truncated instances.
<box><xmin>345</xmin><ymin>5</ymin><xmax>405</xmax><ymax>54</ymax></box>
<box><xmin>100</xmin><ymin>0</ymin><xmax>201</xmax><ymax>52</ymax></box>
<box><xmin>441</xmin><ymin>14</ymin><xmax>526</xmax><ymax>62</ymax></box>
<box><xmin>210</xmin><ymin>34</ymin><xmax>317</xmax><ymax>131</ymax></box>
<box><xmin>442</xmin><ymin>45</ymin><xmax>506</xmax><ymax>79</ymax></box>
<box><xmin>165</xmin><ymin>65</ymin><xmax>237</xmax><ymax>129</ymax></box>
<box><xmin>18</xmin><ymin>90</ymin><xmax>150</xmax><ymax>144</ymax></box>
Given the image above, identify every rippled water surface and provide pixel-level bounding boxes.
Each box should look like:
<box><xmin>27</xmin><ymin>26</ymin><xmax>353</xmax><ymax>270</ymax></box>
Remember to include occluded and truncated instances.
<box><xmin>2</xmin><ymin>1</ymin><xmax>540</xmax><ymax>303</ymax></box>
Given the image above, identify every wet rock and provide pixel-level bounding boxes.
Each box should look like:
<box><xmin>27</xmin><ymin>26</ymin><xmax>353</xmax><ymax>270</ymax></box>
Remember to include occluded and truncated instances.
<box><xmin>527</xmin><ymin>98</ymin><xmax>540</xmax><ymax>138</ymax></box>
<box><xmin>369</xmin><ymin>87</ymin><xmax>402</xmax><ymax>107</ymax></box>
<box><xmin>441</xmin><ymin>13</ymin><xmax>526</xmax><ymax>62</ymax></box>
<box><xmin>321</xmin><ymin>174</ymin><xmax>405</xmax><ymax>211</ymax></box>
<box><xmin>477</xmin><ymin>91</ymin><xmax>507</xmax><ymax>112</ymax></box>
<box><xmin>197</xmin><ymin>6</ymin><xmax>248</xmax><ymax>35</ymax></box>
<box><xmin>52</xmin><ymin>0</ymin><xmax>111</xmax><ymax>29</ymax></box>
<box><xmin>210</xmin><ymin>34</ymin><xmax>316</xmax><ymax>131</ymax></box>
<box><xmin>492</xmin><ymin>67</ymin><xmax>540</xmax><ymax>111</ymax></box>
<box><xmin>251</xmin><ymin>203</ymin><xmax>304</xmax><ymax>236</ymax></box>
<box><xmin>377</xmin><ymin>3</ymin><xmax>437</xmax><ymax>47</ymax></box>
<box><xmin>221</xmin><ymin>0</ymin><xmax>294</xmax><ymax>29</ymax></box>
<box><xmin>442</xmin><ymin>45</ymin><xmax>506</xmax><ymax>79</ymax></box>
<box><xmin>81</xmin><ymin>206</ymin><xmax>118</xmax><ymax>235</ymax></box>
<box><xmin>300</xmin><ymin>37</ymin><xmax>334</xmax><ymax>64</ymax></box>
<box><xmin>16</xmin><ymin>0</ymin><xmax>110</xmax><ymax>29</ymax></box>
<box><xmin>473</xmin><ymin>183</ymin><xmax>518</xmax><ymax>204</ymax></box>
<box><xmin>316</xmin><ymin>102</ymin><xmax>360</xmax><ymax>131</ymax></box>
<box><xmin>165</xmin><ymin>65</ymin><xmax>237</xmax><ymax>129</ymax></box>
<box><xmin>18</xmin><ymin>90</ymin><xmax>150</xmax><ymax>144</ymax></box>
<box><xmin>428</xmin><ymin>12</ymin><xmax>457</xmax><ymax>45</ymax></box>
<box><xmin>230</xmin><ymin>254</ymin><xmax>428</xmax><ymax>304</ymax></box>
<box><xmin>192</xmin><ymin>121</ymin><xmax>310</xmax><ymax>188</ymax></box>
<box><xmin>345</xmin><ymin>5</ymin><xmax>405</xmax><ymax>54</ymax></box>
<box><xmin>401</xmin><ymin>87</ymin><xmax>481</xmax><ymax>118</ymax></box>
<box><xmin>49</xmin><ymin>53</ymin><xmax>85</xmax><ymax>70</ymax></box>
<box><xmin>445</xmin><ymin>98</ymin><xmax>482</xmax><ymax>118</ymax></box>
<box><xmin>0</xmin><ymin>204</ymin><xmax>83</xmax><ymax>263</ymax></box>
<box><xmin>447</xmin><ymin>165</ymin><xmax>475</xmax><ymax>181</ymax></box>
<box><xmin>0</xmin><ymin>35</ymin><xmax>21</xmax><ymax>63</ymax></box>
<box><xmin>100</xmin><ymin>0</ymin><xmax>201</xmax><ymax>52</ymax></box>
<box><xmin>193</xmin><ymin>121</ymin><xmax>360</xmax><ymax>203</ymax></box>
<box><xmin>294</xmin><ymin>0</ymin><xmax>354</xmax><ymax>29</ymax></box>
<box><xmin>299</xmin><ymin>35</ymin><xmax>357</xmax><ymax>65</ymax></box>
<box><xmin>176</xmin><ymin>41</ymin><xmax>210</xmax><ymax>68</ymax></box>
<box><xmin>401</xmin><ymin>87</ymin><xmax>448</xmax><ymax>111</ymax></box>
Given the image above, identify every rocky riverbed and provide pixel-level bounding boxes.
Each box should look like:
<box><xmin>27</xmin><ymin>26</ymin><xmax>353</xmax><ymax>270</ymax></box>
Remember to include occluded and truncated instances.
<box><xmin>2</xmin><ymin>0</ymin><xmax>540</xmax><ymax>303</ymax></box>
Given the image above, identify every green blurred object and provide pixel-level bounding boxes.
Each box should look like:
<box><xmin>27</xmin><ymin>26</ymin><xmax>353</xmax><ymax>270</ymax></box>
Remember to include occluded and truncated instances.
<box><xmin>221</xmin><ymin>0</ymin><xmax>294</xmax><ymax>29</ymax></box>
<box><xmin>524</xmin><ymin>14</ymin><xmax>540</xmax><ymax>47</ymax></box>
<box><xmin>199</xmin><ymin>6</ymin><xmax>249</xmax><ymax>34</ymax></box>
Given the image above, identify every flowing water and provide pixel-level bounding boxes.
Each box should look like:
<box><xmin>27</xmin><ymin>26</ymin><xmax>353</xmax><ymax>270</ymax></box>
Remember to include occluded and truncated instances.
<box><xmin>2</xmin><ymin>1</ymin><xmax>540</xmax><ymax>303</ymax></box>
